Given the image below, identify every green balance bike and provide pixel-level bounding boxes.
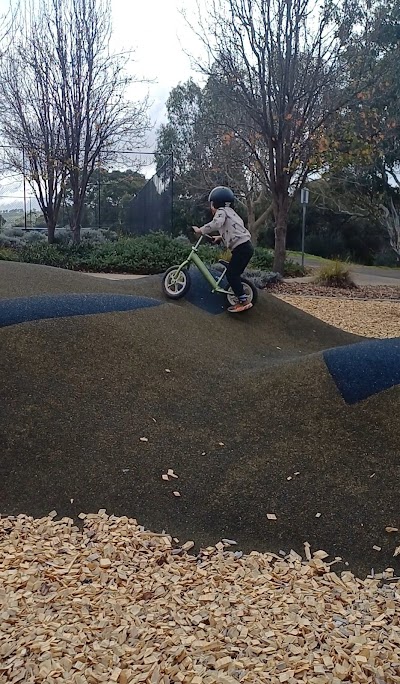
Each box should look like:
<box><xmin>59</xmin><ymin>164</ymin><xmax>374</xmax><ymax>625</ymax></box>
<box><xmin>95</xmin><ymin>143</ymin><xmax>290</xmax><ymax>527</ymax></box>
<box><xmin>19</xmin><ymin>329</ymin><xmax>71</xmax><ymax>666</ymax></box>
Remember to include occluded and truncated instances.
<box><xmin>162</xmin><ymin>235</ymin><xmax>258</xmax><ymax>308</ymax></box>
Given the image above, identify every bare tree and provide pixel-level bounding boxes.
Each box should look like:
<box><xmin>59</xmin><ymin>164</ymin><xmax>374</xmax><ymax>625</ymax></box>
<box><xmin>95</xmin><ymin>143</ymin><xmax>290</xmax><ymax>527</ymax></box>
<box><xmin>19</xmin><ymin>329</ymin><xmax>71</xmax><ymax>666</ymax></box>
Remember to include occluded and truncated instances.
<box><xmin>187</xmin><ymin>0</ymin><xmax>372</xmax><ymax>272</ymax></box>
<box><xmin>0</xmin><ymin>26</ymin><xmax>68</xmax><ymax>241</ymax></box>
<box><xmin>0</xmin><ymin>0</ymin><xmax>149</xmax><ymax>243</ymax></box>
<box><xmin>0</xmin><ymin>1</ymin><xmax>19</xmax><ymax>58</ymax></box>
<box><xmin>0</xmin><ymin>0</ymin><xmax>20</xmax><ymax>179</ymax></box>
<box><xmin>49</xmin><ymin>0</ymin><xmax>149</xmax><ymax>242</ymax></box>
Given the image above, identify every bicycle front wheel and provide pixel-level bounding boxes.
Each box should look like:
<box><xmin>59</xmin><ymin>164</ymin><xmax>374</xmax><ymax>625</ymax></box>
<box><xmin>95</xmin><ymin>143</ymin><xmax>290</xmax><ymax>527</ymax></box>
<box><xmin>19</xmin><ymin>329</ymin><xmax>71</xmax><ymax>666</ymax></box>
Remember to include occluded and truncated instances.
<box><xmin>162</xmin><ymin>267</ymin><xmax>191</xmax><ymax>299</ymax></box>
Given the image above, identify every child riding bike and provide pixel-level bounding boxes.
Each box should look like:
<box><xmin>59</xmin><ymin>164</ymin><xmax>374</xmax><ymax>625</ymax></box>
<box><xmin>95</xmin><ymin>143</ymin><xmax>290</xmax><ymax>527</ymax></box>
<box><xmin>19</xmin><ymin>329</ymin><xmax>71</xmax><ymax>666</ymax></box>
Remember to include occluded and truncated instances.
<box><xmin>193</xmin><ymin>186</ymin><xmax>254</xmax><ymax>313</ymax></box>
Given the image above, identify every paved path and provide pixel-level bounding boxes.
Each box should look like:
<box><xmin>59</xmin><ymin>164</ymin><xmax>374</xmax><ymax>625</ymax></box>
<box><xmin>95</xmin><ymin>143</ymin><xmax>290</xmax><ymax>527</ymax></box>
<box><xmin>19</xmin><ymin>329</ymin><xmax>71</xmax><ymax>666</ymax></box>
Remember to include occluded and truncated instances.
<box><xmin>87</xmin><ymin>273</ymin><xmax>147</xmax><ymax>281</ymax></box>
<box><xmin>287</xmin><ymin>273</ymin><xmax>400</xmax><ymax>287</ymax></box>
<box><xmin>289</xmin><ymin>256</ymin><xmax>400</xmax><ymax>286</ymax></box>
<box><xmin>352</xmin><ymin>273</ymin><xmax>400</xmax><ymax>287</ymax></box>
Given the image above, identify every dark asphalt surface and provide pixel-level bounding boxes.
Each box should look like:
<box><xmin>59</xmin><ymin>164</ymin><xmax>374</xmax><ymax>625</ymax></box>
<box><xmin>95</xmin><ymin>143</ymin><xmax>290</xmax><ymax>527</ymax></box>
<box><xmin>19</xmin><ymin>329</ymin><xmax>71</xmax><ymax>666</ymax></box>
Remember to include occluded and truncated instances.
<box><xmin>0</xmin><ymin>260</ymin><xmax>399</xmax><ymax>578</ymax></box>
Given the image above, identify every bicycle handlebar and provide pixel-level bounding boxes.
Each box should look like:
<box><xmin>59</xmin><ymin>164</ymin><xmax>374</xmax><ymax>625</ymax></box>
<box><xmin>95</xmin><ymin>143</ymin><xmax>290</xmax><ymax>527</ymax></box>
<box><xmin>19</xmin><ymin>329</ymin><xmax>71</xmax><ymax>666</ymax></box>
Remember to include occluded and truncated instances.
<box><xmin>193</xmin><ymin>233</ymin><xmax>216</xmax><ymax>247</ymax></box>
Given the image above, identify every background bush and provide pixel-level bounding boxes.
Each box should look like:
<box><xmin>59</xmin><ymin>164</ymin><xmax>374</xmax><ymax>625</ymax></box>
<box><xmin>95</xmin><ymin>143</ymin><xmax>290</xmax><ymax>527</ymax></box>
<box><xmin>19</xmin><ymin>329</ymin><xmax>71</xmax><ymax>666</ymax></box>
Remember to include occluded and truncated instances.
<box><xmin>372</xmin><ymin>248</ymin><xmax>400</xmax><ymax>267</ymax></box>
<box><xmin>0</xmin><ymin>226</ymin><xmax>118</xmax><ymax>249</ymax></box>
<box><xmin>2</xmin><ymin>231</ymin><xmax>305</xmax><ymax>278</ymax></box>
<box><xmin>15</xmin><ymin>233</ymin><xmax>219</xmax><ymax>275</ymax></box>
<box><xmin>0</xmin><ymin>248</ymin><xmax>18</xmax><ymax>261</ymax></box>
<box><xmin>314</xmin><ymin>261</ymin><xmax>356</xmax><ymax>288</ymax></box>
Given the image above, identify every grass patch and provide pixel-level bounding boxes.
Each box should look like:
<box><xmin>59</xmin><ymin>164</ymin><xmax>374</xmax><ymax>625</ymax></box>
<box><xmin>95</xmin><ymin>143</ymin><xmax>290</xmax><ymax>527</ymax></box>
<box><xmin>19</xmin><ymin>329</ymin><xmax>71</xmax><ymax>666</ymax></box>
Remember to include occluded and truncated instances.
<box><xmin>287</xmin><ymin>251</ymin><xmax>334</xmax><ymax>264</ymax></box>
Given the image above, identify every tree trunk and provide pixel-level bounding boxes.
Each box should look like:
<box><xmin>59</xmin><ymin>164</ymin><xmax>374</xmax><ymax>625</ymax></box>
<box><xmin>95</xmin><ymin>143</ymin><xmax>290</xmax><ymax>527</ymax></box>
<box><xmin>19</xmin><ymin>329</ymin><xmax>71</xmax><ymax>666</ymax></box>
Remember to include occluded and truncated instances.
<box><xmin>46</xmin><ymin>215</ymin><xmax>56</xmax><ymax>244</ymax></box>
<box><xmin>246</xmin><ymin>198</ymin><xmax>257</xmax><ymax>242</ymax></box>
<box><xmin>70</xmin><ymin>202</ymin><xmax>82</xmax><ymax>244</ymax></box>
<box><xmin>71</xmin><ymin>224</ymin><xmax>81</xmax><ymax>244</ymax></box>
<box><xmin>47</xmin><ymin>223</ymin><xmax>56</xmax><ymax>244</ymax></box>
<box><xmin>246</xmin><ymin>197</ymin><xmax>270</xmax><ymax>244</ymax></box>
<box><xmin>272</xmin><ymin>195</ymin><xmax>289</xmax><ymax>274</ymax></box>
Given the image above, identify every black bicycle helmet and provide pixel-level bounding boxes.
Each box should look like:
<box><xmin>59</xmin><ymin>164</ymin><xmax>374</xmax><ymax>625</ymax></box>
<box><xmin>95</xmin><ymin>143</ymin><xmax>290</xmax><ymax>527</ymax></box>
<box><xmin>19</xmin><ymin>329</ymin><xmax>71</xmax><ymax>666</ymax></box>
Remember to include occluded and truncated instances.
<box><xmin>208</xmin><ymin>186</ymin><xmax>235</xmax><ymax>209</ymax></box>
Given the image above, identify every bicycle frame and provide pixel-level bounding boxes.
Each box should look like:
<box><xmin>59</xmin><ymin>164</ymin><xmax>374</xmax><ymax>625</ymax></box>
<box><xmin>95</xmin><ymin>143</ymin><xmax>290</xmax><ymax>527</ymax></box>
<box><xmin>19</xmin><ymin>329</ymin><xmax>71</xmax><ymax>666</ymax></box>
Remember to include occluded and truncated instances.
<box><xmin>173</xmin><ymin>236</ymin><xmax>231</xmax><ymax>295</ymax></box>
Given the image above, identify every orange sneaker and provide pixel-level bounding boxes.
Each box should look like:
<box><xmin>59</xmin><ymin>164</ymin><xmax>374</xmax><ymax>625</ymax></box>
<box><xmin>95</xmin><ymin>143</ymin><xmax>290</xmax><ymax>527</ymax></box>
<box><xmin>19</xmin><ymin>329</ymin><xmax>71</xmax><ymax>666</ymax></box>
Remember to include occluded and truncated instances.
<box><xmin>228</xmin><ymin>301</ymin><xmax>253</xmax><ymax>313</ymax></box>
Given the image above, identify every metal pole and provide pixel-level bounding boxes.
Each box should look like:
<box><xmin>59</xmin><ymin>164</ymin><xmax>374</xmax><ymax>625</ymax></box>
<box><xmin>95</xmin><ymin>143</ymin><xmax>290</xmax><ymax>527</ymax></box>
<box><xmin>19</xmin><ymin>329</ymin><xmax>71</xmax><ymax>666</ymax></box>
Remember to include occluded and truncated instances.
<box><xmin>22</xmin><ymin>147</ymin><xmax>27</xmax><ymax>230</ymax></box>
<box><xmin>301</xmin><ymin>204</ymin><xmax>306</xmax><ymax>270</ymax></box>
<box><xmin>170</xmin><ymin>151</ymin><xmax>174</xmax><ymax>235</ymax></box>
<box><xmin>98</xmin><ymin>158</ymin><xmax>101</xmax><ymax>230</ymax></box>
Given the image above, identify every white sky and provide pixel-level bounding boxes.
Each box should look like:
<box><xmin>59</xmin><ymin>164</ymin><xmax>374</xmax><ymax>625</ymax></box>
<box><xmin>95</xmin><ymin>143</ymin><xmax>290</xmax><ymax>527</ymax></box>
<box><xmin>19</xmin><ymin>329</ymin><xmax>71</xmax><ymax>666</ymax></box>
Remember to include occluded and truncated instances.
<box><xmin>110</xmin><ymin>0</ymin><xmax>198</xmax><ymax>150</ymax></box>
<box><xmin>0</xmin><ymin>0</ymin><xmax>199</xmax><ymax>203</ymax></box>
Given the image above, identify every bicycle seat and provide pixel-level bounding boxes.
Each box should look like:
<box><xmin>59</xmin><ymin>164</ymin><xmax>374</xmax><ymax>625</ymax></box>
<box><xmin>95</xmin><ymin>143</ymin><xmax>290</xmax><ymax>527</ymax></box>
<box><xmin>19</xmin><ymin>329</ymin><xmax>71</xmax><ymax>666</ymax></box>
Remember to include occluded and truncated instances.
<box><xmin>218</xmin><ymin>259</ymin><xmax>230</xmax><ymax>268</ymax></box>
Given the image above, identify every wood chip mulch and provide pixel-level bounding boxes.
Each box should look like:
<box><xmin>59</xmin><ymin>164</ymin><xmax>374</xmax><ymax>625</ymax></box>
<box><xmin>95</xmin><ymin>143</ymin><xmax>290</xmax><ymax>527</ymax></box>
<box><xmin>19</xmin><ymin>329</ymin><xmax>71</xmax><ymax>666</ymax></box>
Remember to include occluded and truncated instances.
<box><xmin>269</xmin><ymin>282</ymin><xmax>400</xmax><ymax>301</ymax></box>
<box><xmin>1</xmin><ymin>513</ymin><xmax>400</xmax><ymax>684</ymax></box>
<box><xmin>269</xmin><ymin>283</ymin><xmax>400</xmax><ymax>338</ymax></box>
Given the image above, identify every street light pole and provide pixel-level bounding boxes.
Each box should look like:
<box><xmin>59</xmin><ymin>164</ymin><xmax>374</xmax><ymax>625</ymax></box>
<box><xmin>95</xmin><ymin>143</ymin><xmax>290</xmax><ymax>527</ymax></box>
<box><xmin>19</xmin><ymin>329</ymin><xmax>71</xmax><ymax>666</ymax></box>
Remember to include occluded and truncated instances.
<box><xmin>300</xmin><ymin>187</ymin><xmax>310</xmax><ymax>270</ymax></box>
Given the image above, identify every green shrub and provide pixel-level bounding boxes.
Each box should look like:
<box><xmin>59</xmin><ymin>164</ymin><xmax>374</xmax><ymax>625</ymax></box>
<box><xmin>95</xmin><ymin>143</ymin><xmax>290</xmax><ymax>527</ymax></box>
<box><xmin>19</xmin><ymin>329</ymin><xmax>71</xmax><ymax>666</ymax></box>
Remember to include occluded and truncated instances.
<box><xmin>17</xmin><ymin>243</ymin><xmax>89</xmax><ymax>269</ymax></box>
<box><xmin>373</xmin><ymin>249</ymin><xmax>399</xmax><ymax>267</ymax></box>
<box><xmin>54</xmin><ymin>227</ymin><xmax>118</xmax><ymax>246</ymax></box>
<box><xmin>251</xmin><ymin>247</ymin><xmax>274</xmax><ymax>270</ymax></box>
<box><xmin>0</xmin><ymin>248</ymin><xmax>18</xmax><ymax>261</ymax></box>
<box><xmin>251</xmin><ymin>247</ymin><xmax>305</xmax><ymax>277</ymax></box>
<box><xmin>80</xmin><ymin>234</ymin><xmax>219</xmax><ymax>274</ymax></box>
<box><xmin>282</xmin><ymin>259</ymin><xmax>307</xmax><ymax>278</ymax></box>
<box><xmin>315</xmin><ymin>261</ymin><xmax>356</xmax><ymax>288</ymax></box>
<box><xmin>16</xmin><ymin>233</ymin><xmax>220</xmax><ymax>274</ymax></box>
<box><xmin>10</xmin><ymin>233</ymin><xmax>307</xmax><ymax>277</ymax></box>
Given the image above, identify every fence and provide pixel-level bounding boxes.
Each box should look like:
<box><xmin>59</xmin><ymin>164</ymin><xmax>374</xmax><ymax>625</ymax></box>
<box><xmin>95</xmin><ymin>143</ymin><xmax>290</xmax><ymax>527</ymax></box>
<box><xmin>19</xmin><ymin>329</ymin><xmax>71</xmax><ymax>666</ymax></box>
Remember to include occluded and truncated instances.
<box><xmin>126</xmin><ymin>155</ymin><xmax>173</xmax><ymax>236</ymax></box>
<box><xmin>0</xmin><ymin>146</ymin><xmax>174</xmax><ymax>235</ymax></box>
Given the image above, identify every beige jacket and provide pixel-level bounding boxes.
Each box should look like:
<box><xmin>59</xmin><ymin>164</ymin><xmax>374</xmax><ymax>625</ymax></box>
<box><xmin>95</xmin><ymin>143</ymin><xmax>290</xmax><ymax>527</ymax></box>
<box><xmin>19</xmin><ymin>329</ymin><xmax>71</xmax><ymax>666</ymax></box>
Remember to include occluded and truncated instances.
<box><xmin>200</xmin><ymin>207</ymin><xmax>252</xmax><ymax>251</ymax></box>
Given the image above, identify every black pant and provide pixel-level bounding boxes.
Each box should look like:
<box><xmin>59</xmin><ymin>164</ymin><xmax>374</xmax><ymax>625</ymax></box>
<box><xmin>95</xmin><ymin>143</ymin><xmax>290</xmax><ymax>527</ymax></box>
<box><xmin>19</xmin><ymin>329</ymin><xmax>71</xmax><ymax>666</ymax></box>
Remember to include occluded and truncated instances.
<box><xmin>226</xmin><ymin>241</ymin><xmax>254</xmax><ymax>299</ymax></box>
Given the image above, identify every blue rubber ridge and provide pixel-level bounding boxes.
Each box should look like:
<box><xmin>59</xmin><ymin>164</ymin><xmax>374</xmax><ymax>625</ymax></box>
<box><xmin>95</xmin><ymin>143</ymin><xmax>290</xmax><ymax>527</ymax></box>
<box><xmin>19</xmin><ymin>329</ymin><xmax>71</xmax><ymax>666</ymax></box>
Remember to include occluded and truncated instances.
<box><xmin>184</xmin><ymin>269</ymin><xmax>227</xmax><ymax>315</ymax></box>
<box><xmin>0</xmin><ymin>294</ymin><xmax>161</xmax><ymax>328</ymax></box>
<box><xmin>323</xmin><ymin>338</ymin><xmax>400</xmax><ymax>404</ymax></box>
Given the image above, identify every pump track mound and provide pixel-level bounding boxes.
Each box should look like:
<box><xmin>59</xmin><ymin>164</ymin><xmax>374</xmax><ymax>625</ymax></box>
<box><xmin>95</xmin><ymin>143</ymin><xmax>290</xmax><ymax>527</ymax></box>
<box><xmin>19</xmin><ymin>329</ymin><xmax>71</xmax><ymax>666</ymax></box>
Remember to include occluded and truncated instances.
<box><xmin>0</xmin><ymin>260</ymin><xmax>399</xmax><ymax>577</ymax></box>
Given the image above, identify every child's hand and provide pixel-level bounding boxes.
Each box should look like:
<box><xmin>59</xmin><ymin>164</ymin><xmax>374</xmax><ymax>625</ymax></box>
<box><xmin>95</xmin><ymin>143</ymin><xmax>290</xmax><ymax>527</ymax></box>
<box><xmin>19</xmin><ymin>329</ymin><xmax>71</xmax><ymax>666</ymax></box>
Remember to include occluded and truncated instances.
<box><xmin>210</xmin><ymin>235</ymin><xmax>222</xmax><ymax>244</ymax></box>
<box><xmin>192</xmin><ymin>226</ymin><xmax>202</xmax><ymax>235</ymax></box>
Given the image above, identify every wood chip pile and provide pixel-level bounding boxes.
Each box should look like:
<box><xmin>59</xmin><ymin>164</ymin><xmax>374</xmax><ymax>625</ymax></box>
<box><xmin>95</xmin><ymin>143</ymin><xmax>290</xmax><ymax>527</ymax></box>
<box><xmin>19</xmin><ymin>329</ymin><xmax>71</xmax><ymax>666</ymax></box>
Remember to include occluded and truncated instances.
<box><xmin>271</xmin><ymin>283</ymin><xmax>400</xmax><ymax>301</ymax></box>
<box><xmin>274</xmin><ymin>295</ymin><xmax>400</xmax><ymax>339</ymax></box>
<box><xmin>1</xmin><ymin>513</ymin><xmax>400</xmax><ymax>684</ymax></box>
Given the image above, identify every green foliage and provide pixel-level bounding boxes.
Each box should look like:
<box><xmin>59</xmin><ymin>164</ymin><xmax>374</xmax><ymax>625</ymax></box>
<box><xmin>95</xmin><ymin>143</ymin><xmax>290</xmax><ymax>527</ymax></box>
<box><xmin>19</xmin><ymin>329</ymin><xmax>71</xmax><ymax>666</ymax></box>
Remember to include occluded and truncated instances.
<box><xmin>251</xmin><ymin>247</ymin><xmax>274</xmax><ymax>270</ymax></box>
<box><xmin>315</xmin><ymin>261</ymin><xmax>356</xmax><ymax>288</ymax></box>
<box><xmin>9</xmin><ymin>232</ymin><xmax>304</xmax><ymax>277</ymax></box>
<box><xmin>0</xmin><ymin>248</ymin><xmax>18</xmax><ymax>261</ymax></box>
<box><xmin>156</xmin><ymin>78</ymin><xmax>268</xmax><ymax>239</ymax></box>
<box><xmin>373</xmin><ymin>249</ymin><xmax>399</xmax><ymax>267</ymax></box>
<box><xmin>280</xmin><ymin>260</ymin><xmax>307</xmax><ymax>278</ymax></box>
<box><xmin>16</xmin><ymin>233</ymin><xmax>221</xmax><ymax>275</ymax></box>
<box><xmin>251</xmin><ymin>248</ymin><xmax>305</xmax><ymax>277</ymax></box>
<box><xmin>19</xmin><ymin>243</ymin><xmax>81</xmax><ymax>268</ymax></box>
<box><xmin>255</xmin><ymin>177</ymin><xmax>388</xmax><ymax>265</ymax></box>
<box><xmin>58</xmin><ymin>169</ymin><xmax>147</xmax><ymax>231</ymax></box>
